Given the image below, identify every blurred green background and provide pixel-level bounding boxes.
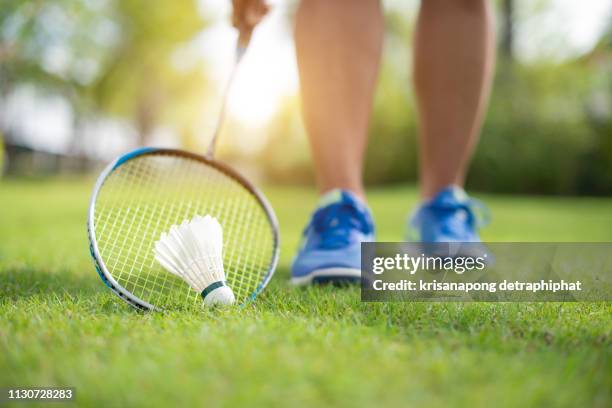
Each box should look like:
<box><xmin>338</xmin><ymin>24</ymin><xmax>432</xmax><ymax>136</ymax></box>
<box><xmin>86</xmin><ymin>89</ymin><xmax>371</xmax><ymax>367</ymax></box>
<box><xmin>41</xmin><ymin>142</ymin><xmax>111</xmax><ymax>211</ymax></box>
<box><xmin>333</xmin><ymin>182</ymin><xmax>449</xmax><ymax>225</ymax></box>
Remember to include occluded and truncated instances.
<box><xmin>1</xmin><ymin>2</ymin><xmax>611</xmax><ymax>406</ymax></box>
<box><xmin>1</xmin><ymin>0</ymin><xmax>611</xmax><ymax>195</ymax></box>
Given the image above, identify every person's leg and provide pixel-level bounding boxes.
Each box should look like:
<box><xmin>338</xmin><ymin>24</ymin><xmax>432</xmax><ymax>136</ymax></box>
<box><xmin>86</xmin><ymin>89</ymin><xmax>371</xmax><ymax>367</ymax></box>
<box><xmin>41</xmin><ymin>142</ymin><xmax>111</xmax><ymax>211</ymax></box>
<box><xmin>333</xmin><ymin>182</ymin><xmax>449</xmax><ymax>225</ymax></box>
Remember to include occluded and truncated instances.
<box><xmin>414</xmin><ymin>0</ymin><xmax>495</xmax><ymax>199</ymax></box>
<box><xmin>291</xmin><ymin>0</ymin><xmax>381</xmax><ymax>284</ymax></box>
<box><xmin>295</xmin><ymin>0</ymin><xmax>383</xmax><ymax>200</ymax></box>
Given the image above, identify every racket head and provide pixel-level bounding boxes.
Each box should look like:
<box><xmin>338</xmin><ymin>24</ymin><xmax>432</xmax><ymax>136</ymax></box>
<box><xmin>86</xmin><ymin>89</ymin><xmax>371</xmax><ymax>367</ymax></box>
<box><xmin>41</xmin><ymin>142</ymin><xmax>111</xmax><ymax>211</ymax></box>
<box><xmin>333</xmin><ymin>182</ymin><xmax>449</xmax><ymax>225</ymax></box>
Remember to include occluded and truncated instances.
<box><xmin>88</xmin><ymin>147</ymin><xmax>280</xmax><ymax>311</ymax></box>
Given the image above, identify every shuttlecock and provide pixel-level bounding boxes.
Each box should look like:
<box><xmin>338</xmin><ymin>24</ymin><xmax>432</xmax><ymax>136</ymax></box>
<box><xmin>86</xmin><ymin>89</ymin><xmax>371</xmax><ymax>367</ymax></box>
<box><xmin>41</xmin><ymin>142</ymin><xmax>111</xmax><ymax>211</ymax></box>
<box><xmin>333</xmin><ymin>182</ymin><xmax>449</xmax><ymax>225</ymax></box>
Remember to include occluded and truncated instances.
<box><xmin>154</xmin><ymin>215</ymin><xmax>235</xmax><ymax>306</ymax></box>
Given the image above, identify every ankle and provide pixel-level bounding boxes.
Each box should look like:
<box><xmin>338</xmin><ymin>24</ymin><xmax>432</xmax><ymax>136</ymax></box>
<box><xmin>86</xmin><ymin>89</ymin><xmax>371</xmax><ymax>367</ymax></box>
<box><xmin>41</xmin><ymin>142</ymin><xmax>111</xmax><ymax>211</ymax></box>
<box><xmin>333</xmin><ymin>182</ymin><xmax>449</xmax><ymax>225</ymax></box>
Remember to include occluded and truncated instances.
<box><xmin>319</xmin><ymin>187</ymin><xmax>366</xmax><ymax>203</ymax></box>
<box><xmin>318</xmin><ymin>188</ymin><xmax>367</xmax><ymax>208</ymax></box>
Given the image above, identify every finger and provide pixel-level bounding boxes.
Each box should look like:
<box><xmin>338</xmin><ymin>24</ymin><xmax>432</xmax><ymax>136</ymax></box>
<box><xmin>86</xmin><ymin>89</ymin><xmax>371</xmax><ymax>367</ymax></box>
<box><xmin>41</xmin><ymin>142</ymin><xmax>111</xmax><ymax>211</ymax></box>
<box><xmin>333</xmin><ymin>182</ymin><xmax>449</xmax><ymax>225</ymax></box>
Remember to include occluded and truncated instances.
<box><xmin>231</xmin><ymin>0</ymin><xmax>247</xmax><ymax>28</ymax></box>
<box><xmin>245</xmin><ymin>0</ymin><xmax>269</xmax><ymax>25</ymax></box>
<box><xmin>257</xmin><ymin>1</ymin><xmax>270</xmax><ymax>16</ymax></box>
<box><xmin>245</xmin><ymin>7</ymin><xmax>266</xmax><ymax>26</ymax></box>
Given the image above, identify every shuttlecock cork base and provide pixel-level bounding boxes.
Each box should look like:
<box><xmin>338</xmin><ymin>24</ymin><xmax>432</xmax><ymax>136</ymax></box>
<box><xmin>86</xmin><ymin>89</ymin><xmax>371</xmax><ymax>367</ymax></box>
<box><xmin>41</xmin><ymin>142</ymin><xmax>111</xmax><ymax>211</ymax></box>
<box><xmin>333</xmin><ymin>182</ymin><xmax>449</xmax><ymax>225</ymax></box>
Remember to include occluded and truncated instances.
<box><xmin>154</xmin><ymin>215</ymin><xmax>235</xmax><ymax>306</ymax></box>
<box><xmin>200</xmin><ymin>281</ymin><xmax>234</xmax><ymax>304</ymax></box>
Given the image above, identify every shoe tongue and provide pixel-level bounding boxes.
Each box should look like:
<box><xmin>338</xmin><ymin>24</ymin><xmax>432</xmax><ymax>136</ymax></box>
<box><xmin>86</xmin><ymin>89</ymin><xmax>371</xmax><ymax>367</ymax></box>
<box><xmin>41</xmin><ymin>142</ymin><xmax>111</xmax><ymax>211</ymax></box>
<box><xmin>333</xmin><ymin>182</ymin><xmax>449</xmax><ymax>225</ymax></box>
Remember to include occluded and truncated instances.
<box><xmin>317</xmin><ymin>189</ymin><xmax>343</xmax><ymax>208</ymax></box>
<box><xmin>430</xmin><ymin>185</ymin><xmax>469</xmax><ymax>206</ymax></box>
<box><xmin>315</xmin><ymin>189</ymin><xmax>373</xmax><ymax>235</ymax></box>
<box><xmin>317</xmin><ymin>189</ymin><xmax>364</xmax><ymax>209</ymax></box>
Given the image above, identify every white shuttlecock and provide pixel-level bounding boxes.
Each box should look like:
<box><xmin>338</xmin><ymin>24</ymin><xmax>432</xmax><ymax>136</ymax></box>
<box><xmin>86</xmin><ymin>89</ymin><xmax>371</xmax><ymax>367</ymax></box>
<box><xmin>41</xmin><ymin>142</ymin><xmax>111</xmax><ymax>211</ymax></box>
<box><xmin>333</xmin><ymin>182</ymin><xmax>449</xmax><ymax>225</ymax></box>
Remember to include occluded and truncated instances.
<box><xmin>154</xmin><ymin>215</ymin><xmax>235</xmax><ymax>306</ymax></box>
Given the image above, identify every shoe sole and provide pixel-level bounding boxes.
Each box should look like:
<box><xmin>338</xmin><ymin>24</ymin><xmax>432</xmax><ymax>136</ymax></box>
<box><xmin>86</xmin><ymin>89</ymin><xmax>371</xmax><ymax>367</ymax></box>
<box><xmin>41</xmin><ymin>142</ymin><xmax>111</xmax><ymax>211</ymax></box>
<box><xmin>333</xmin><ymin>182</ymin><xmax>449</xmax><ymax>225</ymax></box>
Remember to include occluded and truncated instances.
<box><xmin>290</xmin><ymin>268</ymin><xmax>361</xmax><ymax>286</ymax></box>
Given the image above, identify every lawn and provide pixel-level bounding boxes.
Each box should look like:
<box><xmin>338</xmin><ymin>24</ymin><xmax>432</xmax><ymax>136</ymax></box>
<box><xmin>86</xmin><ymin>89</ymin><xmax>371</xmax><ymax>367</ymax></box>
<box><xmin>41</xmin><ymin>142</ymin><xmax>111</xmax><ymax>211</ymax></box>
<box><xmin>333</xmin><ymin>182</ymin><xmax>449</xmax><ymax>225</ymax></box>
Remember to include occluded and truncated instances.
<box><xmin>0</xmin><ymin>178</ymin><xmax>611</xmax><ymax>407</ymax></box>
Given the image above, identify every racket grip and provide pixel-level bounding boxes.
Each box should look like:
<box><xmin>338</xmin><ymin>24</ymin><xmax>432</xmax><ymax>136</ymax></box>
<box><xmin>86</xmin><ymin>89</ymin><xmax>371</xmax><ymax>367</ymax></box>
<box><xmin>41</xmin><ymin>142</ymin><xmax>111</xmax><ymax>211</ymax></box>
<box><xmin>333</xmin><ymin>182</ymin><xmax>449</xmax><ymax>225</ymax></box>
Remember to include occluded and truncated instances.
<box><xmin>236</xmin><ymin>32</ymin><xmax>250</xmax><ymax>62</ymax></box>
<box><xmin>236</xmin><ymin>44</ymin><xmax>247</xmax><ymax>62</ymax></box>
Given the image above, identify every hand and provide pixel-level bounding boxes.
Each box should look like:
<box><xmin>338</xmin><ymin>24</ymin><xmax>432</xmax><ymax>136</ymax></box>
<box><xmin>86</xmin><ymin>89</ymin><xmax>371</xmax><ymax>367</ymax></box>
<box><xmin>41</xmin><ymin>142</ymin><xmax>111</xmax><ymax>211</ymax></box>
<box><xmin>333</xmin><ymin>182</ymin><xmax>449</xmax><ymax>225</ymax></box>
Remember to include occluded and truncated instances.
<box><xmin>232</xmin><ymin>0</ymin><xmax>270</xmax><ymax>47</ymax></box>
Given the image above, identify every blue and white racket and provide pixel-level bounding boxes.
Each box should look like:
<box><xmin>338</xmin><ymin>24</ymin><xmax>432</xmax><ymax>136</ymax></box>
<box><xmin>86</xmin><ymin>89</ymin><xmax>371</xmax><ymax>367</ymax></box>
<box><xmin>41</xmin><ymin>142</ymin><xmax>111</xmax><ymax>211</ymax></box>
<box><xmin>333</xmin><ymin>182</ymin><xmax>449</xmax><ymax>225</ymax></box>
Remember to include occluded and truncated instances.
<box><xmin>87</xmin><ymin>40</ymin><xmax>279</xmax><ymax>311</ymax></box>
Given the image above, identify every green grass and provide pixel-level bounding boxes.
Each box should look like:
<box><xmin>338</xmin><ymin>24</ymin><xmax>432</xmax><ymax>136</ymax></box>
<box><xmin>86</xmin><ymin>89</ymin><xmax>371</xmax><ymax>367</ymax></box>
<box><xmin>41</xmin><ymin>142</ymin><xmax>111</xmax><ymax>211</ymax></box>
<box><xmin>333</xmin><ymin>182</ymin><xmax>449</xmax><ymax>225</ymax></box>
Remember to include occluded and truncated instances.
<box><xmin>0</xmin><ymin>178</ymin><xmax>611</xmax><ymax>407</ymax></box>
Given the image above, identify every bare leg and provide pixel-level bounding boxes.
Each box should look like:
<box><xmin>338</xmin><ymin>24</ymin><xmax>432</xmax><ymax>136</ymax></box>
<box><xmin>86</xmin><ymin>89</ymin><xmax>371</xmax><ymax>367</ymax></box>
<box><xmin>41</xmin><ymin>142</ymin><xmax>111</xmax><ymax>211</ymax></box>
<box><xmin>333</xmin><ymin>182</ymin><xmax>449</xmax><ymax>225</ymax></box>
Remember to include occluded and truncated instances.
<box><xmin>295</xmin><ymin>0</ymin><xmax>383</xmax><ymax>199</ymax></box>
<box><xmin>414</xmin><ymin>0</ymin><xmax>495</xmax><ymax>199</ymax></box>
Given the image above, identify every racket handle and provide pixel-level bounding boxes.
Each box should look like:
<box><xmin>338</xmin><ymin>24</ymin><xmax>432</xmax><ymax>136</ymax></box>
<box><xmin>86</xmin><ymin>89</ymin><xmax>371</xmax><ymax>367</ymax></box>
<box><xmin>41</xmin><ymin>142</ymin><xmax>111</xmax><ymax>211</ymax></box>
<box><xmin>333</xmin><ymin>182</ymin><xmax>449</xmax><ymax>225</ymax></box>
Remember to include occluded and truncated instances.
<box><xmin>236</xmin><ymin>43</ymin><xmax>247</xmax><ymax>63</ymax></box>
<box><xmin>206</xmin><ymin>36</ymin><xmax>249</xmax><ymax>159</ymax></box>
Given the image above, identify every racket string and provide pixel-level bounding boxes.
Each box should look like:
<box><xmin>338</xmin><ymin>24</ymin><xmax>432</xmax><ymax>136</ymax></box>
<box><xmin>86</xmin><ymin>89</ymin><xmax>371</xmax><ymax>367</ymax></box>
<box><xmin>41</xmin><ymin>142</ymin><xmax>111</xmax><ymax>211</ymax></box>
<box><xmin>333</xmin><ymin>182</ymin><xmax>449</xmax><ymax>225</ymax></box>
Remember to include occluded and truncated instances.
<box><xmin>93</xmin><ymin>153</ymin><xmax>276</xmax><ymax>308</ymax></box>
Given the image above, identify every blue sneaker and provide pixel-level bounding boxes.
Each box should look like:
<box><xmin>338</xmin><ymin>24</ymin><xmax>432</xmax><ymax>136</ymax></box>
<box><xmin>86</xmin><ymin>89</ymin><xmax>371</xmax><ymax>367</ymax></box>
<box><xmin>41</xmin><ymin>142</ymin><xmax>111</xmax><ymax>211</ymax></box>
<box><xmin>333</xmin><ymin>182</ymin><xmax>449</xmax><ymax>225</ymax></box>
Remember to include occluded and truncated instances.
<box><xmin>290</xmin><ymin>189</ymin><xmax>375</xmax><ymax>286</ymax></box>
<box><xmin>408</xmin><ymin>185</ymin><xmax>490</xmax><ymax>244</ymax></box>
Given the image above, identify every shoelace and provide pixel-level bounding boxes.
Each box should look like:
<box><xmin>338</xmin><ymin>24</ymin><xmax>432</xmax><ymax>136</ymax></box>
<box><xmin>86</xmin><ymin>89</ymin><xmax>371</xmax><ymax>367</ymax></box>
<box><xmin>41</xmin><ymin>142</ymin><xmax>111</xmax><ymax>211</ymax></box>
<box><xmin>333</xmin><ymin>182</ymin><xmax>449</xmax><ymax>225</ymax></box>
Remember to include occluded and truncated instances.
<box><xmin>308</xmin><ymin>203</ymin><xmax>372</xmax><ymax>249</ymax></box>
<box><xmin>464</xmin><ymin>197</ymin><xmax>491</xmax><ymax>228</ymax></box>
<box><xmin>410</xmin><ymin>197</ymin><xmax>491</xmax><ymax>237</ymax></box>
<box><xmin>447</xmin><ymin>197</ymin><xmax>491</xmax><ymax>229</ymax></box>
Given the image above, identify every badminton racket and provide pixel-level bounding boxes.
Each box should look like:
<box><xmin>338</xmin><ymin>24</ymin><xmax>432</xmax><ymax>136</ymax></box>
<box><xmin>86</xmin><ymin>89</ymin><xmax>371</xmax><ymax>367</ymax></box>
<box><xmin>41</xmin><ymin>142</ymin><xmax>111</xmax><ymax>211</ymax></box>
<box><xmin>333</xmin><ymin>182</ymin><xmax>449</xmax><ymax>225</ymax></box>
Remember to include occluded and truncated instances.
<box><xmin>87</xmin><ymin>37</ymin><xmax>279</xmax><ymax>311</ymax></box>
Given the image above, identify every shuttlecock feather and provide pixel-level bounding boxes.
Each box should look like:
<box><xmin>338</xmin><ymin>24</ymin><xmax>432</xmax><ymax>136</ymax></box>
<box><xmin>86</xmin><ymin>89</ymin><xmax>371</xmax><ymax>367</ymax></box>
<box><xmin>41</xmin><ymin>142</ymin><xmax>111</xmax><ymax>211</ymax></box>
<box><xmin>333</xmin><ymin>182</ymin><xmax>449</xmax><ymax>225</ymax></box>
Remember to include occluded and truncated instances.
<box><xmin>154</xmin><ymin>215</ymin><xmax>235</xmax><ymax>306</ymax></box>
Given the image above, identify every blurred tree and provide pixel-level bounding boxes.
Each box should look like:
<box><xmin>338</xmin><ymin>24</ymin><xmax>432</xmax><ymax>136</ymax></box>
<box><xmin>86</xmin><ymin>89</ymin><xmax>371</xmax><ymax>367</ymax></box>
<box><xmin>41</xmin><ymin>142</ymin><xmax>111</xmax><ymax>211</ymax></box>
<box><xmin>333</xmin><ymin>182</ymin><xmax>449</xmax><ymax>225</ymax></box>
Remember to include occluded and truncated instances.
<box><xmin>258</xmin><ymin>95</ymin><xmax>313</xmax><ymax>184</ymax></box>
<box><xmin>365</xmin><ymin>7</ymin><xmax>418</xmax><ymax>185</ymax></box>
<box><xmin>577</xmin><ymin>20</ymin><xmax>612</xmax><ymax>195</ymax></box>
<box><xmin>88</xmin><ymin>0</ymin><xmax>208</xmax><ymax>146</ymax></box>
<box><xmin>1</xmin><ymin>0</ymin><xmax>209</xmax><ymax>150</ymax></box>
<box><xmin>0</xmin><ymin>0</ymin><xmax>113</xmax><ymax>146</ymax></box>
<box><xmin>470</xmin><ymin>62</ymin><xmax>596</xmax><ymax>194</ymax></box>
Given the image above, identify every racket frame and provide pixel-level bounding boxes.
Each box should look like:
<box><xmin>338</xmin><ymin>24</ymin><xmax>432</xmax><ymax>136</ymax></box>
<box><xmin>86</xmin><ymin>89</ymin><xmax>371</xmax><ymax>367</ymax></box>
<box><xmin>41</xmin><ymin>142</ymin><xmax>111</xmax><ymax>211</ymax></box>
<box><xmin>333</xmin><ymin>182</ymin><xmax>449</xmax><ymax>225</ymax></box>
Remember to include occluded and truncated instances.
<box><xmin>87</xmin><ymin>147</ymin><xmax>280</xmax><ymax>311</ymax></box>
